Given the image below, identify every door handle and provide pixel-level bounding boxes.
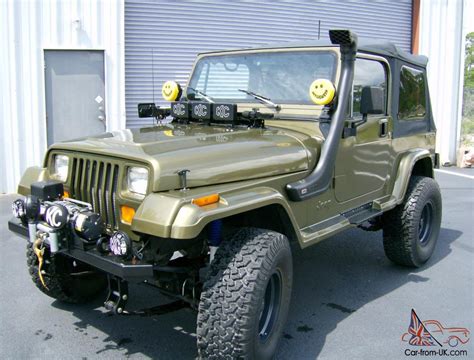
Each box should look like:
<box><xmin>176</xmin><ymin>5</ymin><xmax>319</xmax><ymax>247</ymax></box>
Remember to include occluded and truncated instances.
<box><xmin>379</xmin><ymin>118</ymin><xmax>388</xmax><ymax>137</ymax></box>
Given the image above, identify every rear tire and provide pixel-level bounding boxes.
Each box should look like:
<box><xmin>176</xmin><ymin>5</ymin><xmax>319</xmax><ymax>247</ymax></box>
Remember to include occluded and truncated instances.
<box><xmin>27</xmin><ymin>242</ymin><xmax>107</xmax><ymax>303</ymax></box>
<box><xmin>382</xmin><ymin>176</ymin><xmax>442</xmax><ymax>267</ymax></box>
<box><xmin>197</xmin><ymin>228</ymin><xmax>293</xmax><ymax>360</ymax></box>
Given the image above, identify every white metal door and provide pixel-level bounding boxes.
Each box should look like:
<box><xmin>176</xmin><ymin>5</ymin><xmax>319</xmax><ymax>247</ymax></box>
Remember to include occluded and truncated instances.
<box><xmin>44</xmin><ymin>50</ymin><xmax>106</xmax><ymax>145</ymax></box>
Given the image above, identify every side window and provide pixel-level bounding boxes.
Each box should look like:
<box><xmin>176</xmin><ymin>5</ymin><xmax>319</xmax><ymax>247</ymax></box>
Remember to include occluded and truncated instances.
<box><xmin>398</xmin><ymin>66</ymin><xmax>426</xmax><ymax>120</ymax></box>
<box><xmin>352</xmin><ymin>58</ymin><xmax>387</xmax><ymax>117</ymax></box>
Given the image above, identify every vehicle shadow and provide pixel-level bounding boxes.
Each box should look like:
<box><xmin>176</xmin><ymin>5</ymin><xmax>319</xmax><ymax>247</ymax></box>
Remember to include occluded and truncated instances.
<box><xmin>275</xmin><ymin>226</ymin><xmax>462</xmax><ymax>359</ymax></box>
<box><xmin>51</xmin><ymin>283</ymin><xmax>199</xmax><ymax>359</ymax></box>
<box><xmin>50</xmin><ymin>226</ymin><xmax>461</xmax><ymax>359</ymax></box>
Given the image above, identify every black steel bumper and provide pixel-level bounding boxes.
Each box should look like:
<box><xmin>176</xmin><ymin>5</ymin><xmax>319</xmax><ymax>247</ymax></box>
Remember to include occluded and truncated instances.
<box><xmin>8</xmin><ymin>218</ymin><xmax>154</xmax><ymax>282</ymax></box>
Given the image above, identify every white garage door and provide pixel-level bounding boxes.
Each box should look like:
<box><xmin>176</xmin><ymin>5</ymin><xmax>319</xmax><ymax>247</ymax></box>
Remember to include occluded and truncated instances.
<box><xmin>125</xmin><ymin>0</ymin><xmax>412</xmax><ymax>127</ymax></box>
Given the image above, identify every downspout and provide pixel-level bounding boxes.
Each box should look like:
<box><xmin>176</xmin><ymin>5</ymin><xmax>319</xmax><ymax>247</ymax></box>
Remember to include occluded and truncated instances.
<box><xmin>285</xmin><ymin>30</ymin><xmax>358</xmax><ymax>202</ymax></box>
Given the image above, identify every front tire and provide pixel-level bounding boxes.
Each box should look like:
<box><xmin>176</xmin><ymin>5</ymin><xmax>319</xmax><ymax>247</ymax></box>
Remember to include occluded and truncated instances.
<box><xmin>197</xmin><ymin>228</ymin><xmax>293</xmax><ymax>360</ymax></box>
<box><xmin>382</xmin><ymin>176</ymin><xmax>442</xmax><ymax>267</ymax></box>
<box><xmin>27</xmin><ymin>242</ymin><xmax>107</xmax><ymax>303</ymax></box>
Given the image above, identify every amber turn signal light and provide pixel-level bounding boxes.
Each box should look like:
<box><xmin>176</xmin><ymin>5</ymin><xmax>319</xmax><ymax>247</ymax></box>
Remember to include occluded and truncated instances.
<box><xmin>192</xmin><ymin>194</ymin><xmax>220</xmax><ymax>207</ymax></box>
<box><xmin>63</xmin><ymin>190</ymin><xmax>70</xmax><ymax>198</ymax></box>
<box><xmin>121</xmin><ymin>205</ymin><xmax>136</xmax><ymax>224</ymax></box>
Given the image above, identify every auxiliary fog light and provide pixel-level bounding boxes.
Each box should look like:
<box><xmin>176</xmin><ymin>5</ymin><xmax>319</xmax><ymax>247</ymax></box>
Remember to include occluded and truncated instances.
<box><xmin>45</xmin><ymin>204</ymin><xmax>69</xmax><ymax>229</ymax></box>
<box><xmin>109</xmin><ymin>231</ymin><xmax>131</xmax><ymax>257</ymax></box>
<box><xmin>12</xmin><ymin>199</ymin><xmax>26</xmax><ymax>219</ymax></box>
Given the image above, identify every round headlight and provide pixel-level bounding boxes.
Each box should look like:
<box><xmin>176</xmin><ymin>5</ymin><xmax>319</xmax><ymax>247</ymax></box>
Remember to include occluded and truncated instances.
<box><xmin>127</xmin><ymin>167</ymin><xmax>149</xmax><ymax>195</ymax></box>
<box><xmin>52</xmin><ymin>155</ymin><xmax>69</xmax><ymax>182</ymax></box>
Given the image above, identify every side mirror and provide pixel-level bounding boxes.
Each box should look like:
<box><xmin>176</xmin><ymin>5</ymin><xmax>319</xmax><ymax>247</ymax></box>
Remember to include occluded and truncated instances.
<box><xmin>360</xmin><ymin>86</ymin><xmax>384</xmax><ymax>115</ymax></box>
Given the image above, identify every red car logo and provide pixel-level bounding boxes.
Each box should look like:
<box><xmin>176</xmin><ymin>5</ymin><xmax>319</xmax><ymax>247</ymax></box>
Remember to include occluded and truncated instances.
<box><xmin>402</xmin><ymin>310</ymin><xmax>470</xmax><ymax>347</ymax></box>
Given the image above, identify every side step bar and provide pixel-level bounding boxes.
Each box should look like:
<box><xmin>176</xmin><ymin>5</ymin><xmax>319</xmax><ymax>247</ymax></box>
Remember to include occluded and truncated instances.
<box><xmin>341</xmin><ymin>202</ymin><xmax>382</xmax><ymax>225</ymax></box>
<box><xmin>299</xmin><ymin>202</ymin><xmax>382</xmax><ymax>247</ymax></box>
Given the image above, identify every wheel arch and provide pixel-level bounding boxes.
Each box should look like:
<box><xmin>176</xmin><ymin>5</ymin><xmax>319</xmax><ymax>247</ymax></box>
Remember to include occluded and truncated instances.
<box><xmin>411</xmin><ymin>156</ymin><xmax>434</xmax><ymax>178</ymax></box>
<box><xmin>391</xmin><ymin>149</ymin><xmax>434</xmax><ymax>205</ymax></box>
<box><xmin>224</xmin><ymin>203</ymin><xmax>299</xmax><ymax>243</ymax></box>
<box><xmin>169</xmin><ymin>187</ymin><xmax>301</xmax><ymax>241</ymax></box>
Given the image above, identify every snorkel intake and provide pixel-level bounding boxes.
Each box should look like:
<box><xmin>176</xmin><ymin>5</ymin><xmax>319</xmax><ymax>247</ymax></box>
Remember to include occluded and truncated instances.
<box><xmin>286</xmin><ymin>30</ymin><xmax>358</xmax><ymax>201</ymax></box>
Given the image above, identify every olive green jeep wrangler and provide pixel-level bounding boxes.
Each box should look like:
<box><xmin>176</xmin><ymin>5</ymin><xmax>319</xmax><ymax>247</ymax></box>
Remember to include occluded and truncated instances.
<box><xmin>9</xmin><ymin>30</ymin><xmax>441</xmax><ymax>359</ymax></box>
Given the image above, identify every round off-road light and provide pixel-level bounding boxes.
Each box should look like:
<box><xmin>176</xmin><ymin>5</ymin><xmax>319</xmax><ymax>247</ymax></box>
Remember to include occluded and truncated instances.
<box><xmin>12</xmin><ymin>199</ymin><xmax>25</xmax><ymax>219</ymax></box>
<box><xmin>45</xmin><ymin>204</ymin><xmax>69</xmax><ymax>229</ymax></box>
<box><xmin>109</xmin><ymin>231</ymin><xmax>131</xmax><ymax>257</ymax></box>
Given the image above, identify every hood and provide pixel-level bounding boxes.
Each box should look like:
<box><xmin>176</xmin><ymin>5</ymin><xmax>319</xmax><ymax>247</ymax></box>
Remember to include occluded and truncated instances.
<box><xmin>49</xmin><ymin>123</ymin><xmax>320</xmax><ymax>191</ymax></box>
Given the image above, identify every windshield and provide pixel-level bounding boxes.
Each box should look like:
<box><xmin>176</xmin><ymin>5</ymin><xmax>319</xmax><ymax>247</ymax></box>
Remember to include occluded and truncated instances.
<box><xmin>187</xmin><ymin>50</ymin><xmax>337</xmax><ymax>105</ymax></box>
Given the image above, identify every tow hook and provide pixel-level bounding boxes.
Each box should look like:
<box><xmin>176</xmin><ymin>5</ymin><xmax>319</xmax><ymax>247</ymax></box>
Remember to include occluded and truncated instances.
<box><xmin>104</xmin><ymin>275</ymin><xmax>129</xmax><ymax>314</ymax></box>
<box><xmin>33</xmin><ymin>237</ymin><xmax>48</xmax><ymax>289</ymax></box>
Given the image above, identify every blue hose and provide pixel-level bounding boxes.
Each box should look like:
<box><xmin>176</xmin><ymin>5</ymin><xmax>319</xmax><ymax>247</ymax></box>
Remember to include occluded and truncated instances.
<box><xmin>208</xmin><ymin>220</ymin><xmax>223</xmax><ymax>246</ymax></box>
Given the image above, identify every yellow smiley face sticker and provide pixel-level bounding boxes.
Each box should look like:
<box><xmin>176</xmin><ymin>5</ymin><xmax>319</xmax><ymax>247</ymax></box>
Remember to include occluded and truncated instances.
<box><xmin>309</xmin><ymin>79</ymin><xmax>336</xmax><ymax>105</ymax></box>
<box><xmin>162</xmin><ymin>81</ymin><xmax>182</xmax><ymax>101</ymax></box>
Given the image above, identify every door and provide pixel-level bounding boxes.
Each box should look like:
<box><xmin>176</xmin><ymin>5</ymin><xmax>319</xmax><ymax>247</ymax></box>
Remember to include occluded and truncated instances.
<box><xmin>334</xmin><ymin>56</ymin><xmax>392</xmax><ymax>204</ymax></box>
<box><xmin>44</xmin><ymin>50</ymin><xmax>106</xmax><ymax>145</ymax></box>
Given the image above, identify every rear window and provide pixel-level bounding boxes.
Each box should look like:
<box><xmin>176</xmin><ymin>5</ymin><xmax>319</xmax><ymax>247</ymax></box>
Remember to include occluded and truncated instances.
<box><xmin>398</xmin><ymin>66</ymin><xmax>426</xmax><ymax>120</ymax></box>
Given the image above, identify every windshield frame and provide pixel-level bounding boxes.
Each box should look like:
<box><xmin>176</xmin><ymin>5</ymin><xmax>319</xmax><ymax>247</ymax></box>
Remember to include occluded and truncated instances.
<box><xmin>187</xmin><ymin>46</ymin><xmax>341</xmax><ymax>111</ymax></box>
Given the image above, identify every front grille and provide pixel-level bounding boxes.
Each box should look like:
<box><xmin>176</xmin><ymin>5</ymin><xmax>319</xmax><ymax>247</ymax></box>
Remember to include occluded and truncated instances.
<box><xmin>69</xmin><ymin>157</ymin><xmax>120</xmax><ymax>229</ymax></box>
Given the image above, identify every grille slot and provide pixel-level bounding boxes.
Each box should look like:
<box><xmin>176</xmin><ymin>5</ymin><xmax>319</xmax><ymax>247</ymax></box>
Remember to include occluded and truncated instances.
<box><xmin>70</xmin><ymin>157</ymin><xmax>120</xmax><ymax>229</ymax></box>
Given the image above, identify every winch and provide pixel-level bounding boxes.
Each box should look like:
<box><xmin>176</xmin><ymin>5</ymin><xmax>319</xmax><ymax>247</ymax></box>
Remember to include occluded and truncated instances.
<box><xmin>11</xmin><ymin>180</ymin><xmax>132</xmax><ymax>257</ymax></box>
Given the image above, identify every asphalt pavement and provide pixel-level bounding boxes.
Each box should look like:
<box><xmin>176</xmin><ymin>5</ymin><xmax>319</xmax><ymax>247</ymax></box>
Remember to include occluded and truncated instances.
<box><xmin>0</xmin><ymin>169</ymin><xmax>472</xmax><ymax>360</ymax></box>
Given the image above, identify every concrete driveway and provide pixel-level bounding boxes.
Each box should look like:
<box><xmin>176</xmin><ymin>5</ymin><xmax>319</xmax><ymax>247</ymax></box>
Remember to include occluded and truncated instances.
<box><xmin>0</xmin><ymin>170</ymin><xmax>472</xmax><ymax>359</ymax></box>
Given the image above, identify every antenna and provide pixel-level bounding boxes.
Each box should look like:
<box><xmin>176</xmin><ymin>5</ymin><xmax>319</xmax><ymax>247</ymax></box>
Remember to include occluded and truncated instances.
<box><xmin>318</xmin><ymin>20</ymin><xmax>321</xmax><ymax>40</ymax></box>
<box><xmin>151</xmin><ymin>48</ymin><xmax>156</xmax><ymax>125</ymax></box>
<box><xmin>151</xmin><ymin>48</ymin><xmax>155</xmax><ymax>103</ymax></box>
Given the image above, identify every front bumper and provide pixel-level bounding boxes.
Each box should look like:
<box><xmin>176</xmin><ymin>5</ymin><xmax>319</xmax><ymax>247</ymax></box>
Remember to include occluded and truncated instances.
<box><xmin>8</xmin><ymin>217</ymin><xmax>154</xmax><ymax>282</ymax></box>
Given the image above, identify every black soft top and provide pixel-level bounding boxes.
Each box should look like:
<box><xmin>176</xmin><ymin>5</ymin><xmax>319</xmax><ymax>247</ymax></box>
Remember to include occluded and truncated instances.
<box><xmin>200</xmin><ymin>38</ymin><xmax>427</xmax><ymax>68</ymax></box>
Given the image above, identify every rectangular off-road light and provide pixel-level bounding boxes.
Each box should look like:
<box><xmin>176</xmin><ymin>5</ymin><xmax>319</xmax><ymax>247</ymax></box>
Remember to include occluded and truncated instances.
<box><xmin>212</xmin><ymin>103</ymin><xmax>237</xmax><ymax>122</ymax></box>
<box><xmin>171</xmin><ymin>101</ymin><xmax>190</xmax><ymax>120</ymax></box>
<box><xmin>191</xmin><ymin>102</ymin><xmax>212</xmax><ymax>121</ymax></box>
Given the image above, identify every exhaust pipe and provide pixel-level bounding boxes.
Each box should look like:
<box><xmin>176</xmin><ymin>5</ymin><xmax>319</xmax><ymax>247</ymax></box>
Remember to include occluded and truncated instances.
<box><xmin>286</xmin><ymin>30</ymin><xmax>358</xmax><ymax>201</ymax></box>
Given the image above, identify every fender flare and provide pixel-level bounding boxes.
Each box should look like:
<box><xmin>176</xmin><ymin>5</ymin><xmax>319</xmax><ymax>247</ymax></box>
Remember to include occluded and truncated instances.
<box><xmin>391</xmin><ymin>149</ymin><xmax>433</xmax><ymax>205</ymax></box>
<box><xmin>170</xmin><ymin>186</ymin><xmax>299</xmax><ymax>239</ymax></box>
<box><xmin>17</xmin><ymin>166</ymin><xmax>49</xmax><ymax>195</ymax></box>
<box><xmin>132</xmin><ymin>187</ymin><xmax>299</xmax><ymax>239</ymax></box>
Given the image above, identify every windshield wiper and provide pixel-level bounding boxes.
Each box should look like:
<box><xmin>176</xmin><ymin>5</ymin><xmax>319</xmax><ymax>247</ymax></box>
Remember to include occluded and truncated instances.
<box><xmin>187</xmin><ymin>87</ymin><xmax>214</xmax><ymax>103</ymax></box>
<box><xmin>238</xmin><ymin>89</ymin><xmax>281</xmax><ymax>111</ymax></box>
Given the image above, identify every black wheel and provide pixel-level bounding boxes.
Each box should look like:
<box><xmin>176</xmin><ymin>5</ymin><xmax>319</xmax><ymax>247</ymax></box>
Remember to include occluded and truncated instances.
<box><xmin>382</xmin><ymin>176</ymin><xmax>442</xmax><ymax>267</ymax></box>
<box><xmin>27</xmin><ymin>242</ymin><xmax>107</xmax><ymax>303</ymax></box>
<box><xmin>197</xmin><ymin>228</ymin><xmax>293</xmax><ymax>359</ymax></box>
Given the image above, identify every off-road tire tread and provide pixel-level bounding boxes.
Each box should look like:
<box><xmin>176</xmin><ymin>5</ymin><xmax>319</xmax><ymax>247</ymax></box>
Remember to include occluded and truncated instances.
<box><xmin>197</xmin><ymin>228</ymin><xmax>291</xmax><ymax>359</ymax></box>
<box><xmin>382</xmin><ymin>176</ymin><xmax>441</xmax><ymax>267</ymax></box>
<box><xmin>26</xmin><ymin>242</ymin><xmax>105</xmax><ymax>303</ymax></box>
